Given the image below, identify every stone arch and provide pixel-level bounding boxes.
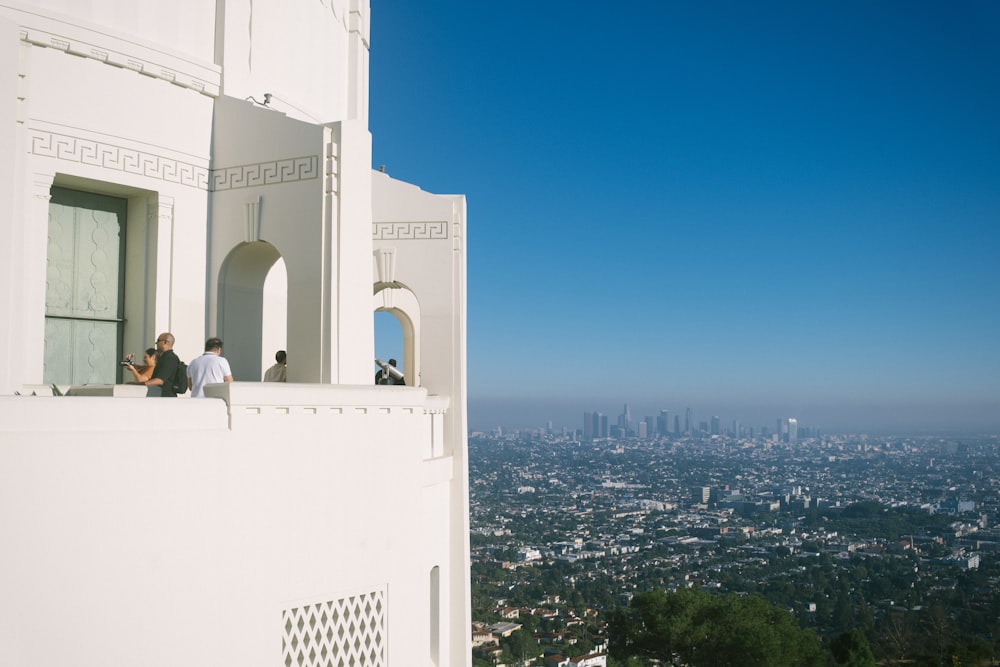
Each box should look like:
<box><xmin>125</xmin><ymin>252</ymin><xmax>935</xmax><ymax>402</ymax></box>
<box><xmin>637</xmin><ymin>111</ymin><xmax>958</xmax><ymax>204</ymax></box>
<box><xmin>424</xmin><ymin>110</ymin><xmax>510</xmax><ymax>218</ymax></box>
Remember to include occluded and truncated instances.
<box><xmin>218</xmin><ymin>241</ymin><xmax>284</xmax><ymax>381</ymax></box>
<box><xmin>373</xmin><ymin>285</ymin><xmax>420</xmax><ymax>387</ymax></box>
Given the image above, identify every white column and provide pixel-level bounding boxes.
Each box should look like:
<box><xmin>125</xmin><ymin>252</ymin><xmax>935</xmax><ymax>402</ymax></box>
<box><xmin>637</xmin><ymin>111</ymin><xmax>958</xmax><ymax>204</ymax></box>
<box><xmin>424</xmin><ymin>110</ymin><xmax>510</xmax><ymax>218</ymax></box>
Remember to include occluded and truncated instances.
<box><xmin>331</xmin><ymin>119</ymin><xmax>373</xmax><ymax>384</ymax></box>
<box><xmin>288</xmin><ymin>121</ymin><xmax>372</xmax><ymax>385</ymax></box>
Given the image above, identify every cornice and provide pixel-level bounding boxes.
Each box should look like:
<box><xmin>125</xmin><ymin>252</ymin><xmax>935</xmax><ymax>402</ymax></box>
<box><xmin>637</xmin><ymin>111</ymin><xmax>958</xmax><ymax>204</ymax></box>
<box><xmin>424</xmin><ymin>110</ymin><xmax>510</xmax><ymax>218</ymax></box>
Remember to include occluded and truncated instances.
<box><xmin>10</xmin><ymin>6</ymin><xmax>220</xmax><ymax>97</ymax></box>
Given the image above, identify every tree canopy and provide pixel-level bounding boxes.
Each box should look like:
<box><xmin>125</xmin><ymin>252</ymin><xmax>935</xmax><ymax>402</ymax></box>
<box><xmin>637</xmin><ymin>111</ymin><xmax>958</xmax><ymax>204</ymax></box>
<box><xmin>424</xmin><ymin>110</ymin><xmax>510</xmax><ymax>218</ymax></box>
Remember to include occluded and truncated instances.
<box><xmin>609</xmin><ymin>588</ymin><xmax>825</xmax><ymax>667</ymax></box>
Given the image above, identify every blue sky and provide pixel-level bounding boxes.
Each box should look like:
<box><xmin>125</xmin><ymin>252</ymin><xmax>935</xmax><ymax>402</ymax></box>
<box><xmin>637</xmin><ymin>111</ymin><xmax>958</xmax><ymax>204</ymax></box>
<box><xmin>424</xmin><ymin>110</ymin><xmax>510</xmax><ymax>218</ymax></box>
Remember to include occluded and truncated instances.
<box><xmin>369</xmin><ymin>1</ymin><xmax>1000</xmax><ymax>434</ymax></box>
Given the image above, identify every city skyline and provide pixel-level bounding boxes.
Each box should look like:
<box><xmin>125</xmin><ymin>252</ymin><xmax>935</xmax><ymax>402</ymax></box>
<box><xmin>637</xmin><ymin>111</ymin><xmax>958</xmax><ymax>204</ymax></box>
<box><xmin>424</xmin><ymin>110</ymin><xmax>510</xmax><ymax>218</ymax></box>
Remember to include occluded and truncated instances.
<box><xmin>466</xmin><ymin>396</ymin><xmax>999</xmax><ymax>436</ymax></box>
<box><xmin>370</xmin><ymin>2</ymin><xmax>1000</xmax><ymax>434</ymax></box>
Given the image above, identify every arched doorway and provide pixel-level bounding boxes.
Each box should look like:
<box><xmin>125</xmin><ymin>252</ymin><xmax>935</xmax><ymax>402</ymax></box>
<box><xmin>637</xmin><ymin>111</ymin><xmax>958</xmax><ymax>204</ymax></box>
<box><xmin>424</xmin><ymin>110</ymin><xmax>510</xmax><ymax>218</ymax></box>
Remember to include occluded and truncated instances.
<box><xmin>373</xmin><ymin>286</ymin><xmax>420</xmax><ymax>387</ymax></box>
<box><xmin>374</xmin><ymin>309</ymin><xmax>404</xmax><ymax>379</ymax></box>
<box><xmin>218</xmin><ymin>241</ymin><xmax>286</xmax><ymax>381</ymax></box>
<box><xmin>261</xmin><ymin>257</ymin><xmax>287</xmax><ymax>377</ymax></box>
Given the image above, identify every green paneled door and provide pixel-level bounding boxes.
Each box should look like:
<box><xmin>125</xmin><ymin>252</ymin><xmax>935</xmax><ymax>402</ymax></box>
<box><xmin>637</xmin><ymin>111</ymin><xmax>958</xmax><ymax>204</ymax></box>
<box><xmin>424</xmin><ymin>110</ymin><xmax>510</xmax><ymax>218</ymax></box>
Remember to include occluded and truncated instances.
<box><xmin>44</xmin><ymin>188</ymin><xmax>127</xmax><ymax>385</ymax></box>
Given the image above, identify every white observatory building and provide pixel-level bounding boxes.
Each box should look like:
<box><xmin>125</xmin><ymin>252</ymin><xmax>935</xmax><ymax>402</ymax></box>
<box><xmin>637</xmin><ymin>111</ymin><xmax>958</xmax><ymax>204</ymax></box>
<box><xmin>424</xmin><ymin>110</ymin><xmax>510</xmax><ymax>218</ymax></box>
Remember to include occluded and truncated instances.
<box><xmin>0</xmin><ymin>1</ymin><xmax>470</xmax><ymax>665</ymax></box>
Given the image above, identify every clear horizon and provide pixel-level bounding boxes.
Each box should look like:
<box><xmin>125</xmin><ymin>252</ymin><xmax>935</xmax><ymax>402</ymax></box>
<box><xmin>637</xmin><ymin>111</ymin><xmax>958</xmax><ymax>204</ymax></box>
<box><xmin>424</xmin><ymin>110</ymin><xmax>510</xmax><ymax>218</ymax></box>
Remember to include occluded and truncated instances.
<box><xmin>371</xmin><ymin>1</ymin><xmax>1000</xmax><ymax>434</ymax></box>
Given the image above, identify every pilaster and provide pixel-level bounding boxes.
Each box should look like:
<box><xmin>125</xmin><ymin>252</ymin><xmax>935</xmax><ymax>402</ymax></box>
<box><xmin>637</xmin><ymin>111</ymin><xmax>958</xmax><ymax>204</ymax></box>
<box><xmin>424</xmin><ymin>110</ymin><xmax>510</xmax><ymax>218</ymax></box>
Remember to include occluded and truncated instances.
<box><xmin>0</xmin><ymin>18</ymin><xmax>27</xmax><ymax>391</ymax></box>
<box><xmin>149</xmin><ymin>195</ymin><xmax>175</xmax><ymax>332</ymax></box>
<box><xmin>331</xmin><ymin>119</ymin><xmax>373</xmax><ymax>384</ymax></box>
<box><xmin>22</xmin><ymin>172</ymin><xmax>55</xmax><ymax>385</ymax></box>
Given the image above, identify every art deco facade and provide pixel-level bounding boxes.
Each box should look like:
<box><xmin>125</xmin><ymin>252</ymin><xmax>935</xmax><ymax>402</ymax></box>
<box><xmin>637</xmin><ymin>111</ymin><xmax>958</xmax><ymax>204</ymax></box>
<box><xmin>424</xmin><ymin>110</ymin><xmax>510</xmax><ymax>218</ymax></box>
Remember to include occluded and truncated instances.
<box><xmin>0</xmin><ymin>1</ymin><xmax>470</xmax><ymax>665</ymax></box>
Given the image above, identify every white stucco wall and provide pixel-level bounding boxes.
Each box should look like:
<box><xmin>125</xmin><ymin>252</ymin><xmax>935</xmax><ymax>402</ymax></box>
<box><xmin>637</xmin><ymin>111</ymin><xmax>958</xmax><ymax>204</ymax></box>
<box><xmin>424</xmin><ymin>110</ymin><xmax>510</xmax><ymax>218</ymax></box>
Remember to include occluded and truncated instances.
<box><xmin>9</xmin><ymin>0</ymin><xmax>217</xmax><ymax>63</ymax></box>
<box><xmin>15</xmin><ymin>38</ymin><xmax>215</xmax><ymax>380</ymax></box>
<box><xmin>0</xmin><ymin>384</ymin><xmax>454</xmax><ymax>667</ymax></box>
<box><xmin>215</xmin><ymin>0</ymin><xmax>369</xmax><ymax>124</ymax></box>
<box><xmin>4</xmin><ymin>0</ymin><xmax>368</xmax><ymax>125</ymax></box>
<box><xmin>373</xmin><ymin>173</ymin><xmax>471</xmax><ymax>666</ymax></box>
<box><xmin>210</xmin><ymin>98</ymin><xmax>374</xmax><ymax>385</ymax></box>
<box><xmin>0</xmin><ymin>1</ymin><xmax>470</xmax><ymax>664</ymax></box>
<box><xmin>0</xmin><ymin>16</ymin><xmax>26</xmax><ymax>392</ymax></box>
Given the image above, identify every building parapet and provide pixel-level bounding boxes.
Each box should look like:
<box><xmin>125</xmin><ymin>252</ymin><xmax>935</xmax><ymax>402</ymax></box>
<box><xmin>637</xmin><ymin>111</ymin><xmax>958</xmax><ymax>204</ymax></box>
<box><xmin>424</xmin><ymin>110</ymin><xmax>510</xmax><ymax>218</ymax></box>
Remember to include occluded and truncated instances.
<box><xmin>2</xmin><ymin>383</ymin><xmax>452</xmax><ymax>462</ymax></box>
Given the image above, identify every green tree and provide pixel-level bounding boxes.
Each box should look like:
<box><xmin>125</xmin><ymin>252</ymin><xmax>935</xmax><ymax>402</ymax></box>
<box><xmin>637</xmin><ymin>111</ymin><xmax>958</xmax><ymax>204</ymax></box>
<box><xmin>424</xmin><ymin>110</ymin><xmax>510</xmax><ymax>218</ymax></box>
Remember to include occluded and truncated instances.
<box><xmin>609</xmin><ymin>588</ymin><xmax>825</xmax><ymax>667</ymax></box>
<box><xmin>499</xmin><ymin>629</ymin><xmax>537</xmax><ymax>664</ymax></box>
<box><xmin>830</xmin><ymin>629</ymin><xmax>876</xmax><ymax>667</ymax></box>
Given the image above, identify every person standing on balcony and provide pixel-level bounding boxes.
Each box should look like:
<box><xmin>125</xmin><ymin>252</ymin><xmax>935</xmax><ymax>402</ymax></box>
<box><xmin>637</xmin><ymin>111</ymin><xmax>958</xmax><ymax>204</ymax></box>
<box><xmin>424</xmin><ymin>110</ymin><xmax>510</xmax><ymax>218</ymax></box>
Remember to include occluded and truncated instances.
<box><xmin>187</xmin><ymin>337</ymin><xmax>234</xmax><ymax>397</ymax></box>
<box><xmin>263</xmin><ymin>350</ymin><xmax>287</xmax><ymax>382</ymax></box>
<box><xmin>145</xmin><ymin>333</ymin><xmax>180</xmax><ymax>397</ymax></box>
<box><xmin>123</xmin><ymin>347</ymin><xmax>157</xmax><ymax>384</ymax></box>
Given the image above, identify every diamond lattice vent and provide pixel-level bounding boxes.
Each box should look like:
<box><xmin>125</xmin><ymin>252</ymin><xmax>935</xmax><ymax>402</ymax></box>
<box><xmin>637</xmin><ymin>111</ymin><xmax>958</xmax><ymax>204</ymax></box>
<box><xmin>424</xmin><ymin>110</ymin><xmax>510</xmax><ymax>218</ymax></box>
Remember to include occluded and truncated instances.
<box><xmin>282</xmin><ymin>590</ymin><xmax>386</xmax><ymax>667</ymax></box>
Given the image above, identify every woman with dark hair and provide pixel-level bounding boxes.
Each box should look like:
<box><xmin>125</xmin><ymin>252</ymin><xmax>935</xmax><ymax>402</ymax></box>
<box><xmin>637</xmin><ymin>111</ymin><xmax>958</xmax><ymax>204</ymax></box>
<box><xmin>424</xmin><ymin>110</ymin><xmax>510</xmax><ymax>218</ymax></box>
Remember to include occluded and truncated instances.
<box><xmin>123</xmin><ymin>347</ymin><xmax>158</xmax><ymax>384</ymax></box>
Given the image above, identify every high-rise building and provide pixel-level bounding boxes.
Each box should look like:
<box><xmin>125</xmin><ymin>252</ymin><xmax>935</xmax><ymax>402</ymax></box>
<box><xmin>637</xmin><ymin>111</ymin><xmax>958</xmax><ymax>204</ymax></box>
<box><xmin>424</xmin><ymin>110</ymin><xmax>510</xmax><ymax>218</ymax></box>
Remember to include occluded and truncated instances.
<box><xmin>595</xmin><ymin>412</ymin><xmax>604</xmax><ymax>438</ymax></box>
<box><xmin>620</xmin><ymin>403</ymin><xmax>632</xmax><ymax>435</ymax></box>
<box><xmin>674</xmin><ymin>415</ymin><xmax>681</xmax><ymax>434</ymax></box>
<box><xmin>685</xmin><ymin>407</ymin><xmax>692</xmax><ymax>434</ymax></box>
<box><xmin>778</xmin><ymin>417</ymin><xmax>798</xmax><ymax>443</ymax></box>
<box><xmin>0</xmin><ymin>3</ymin><xmax>470</xmax><ymax>665</ymax></box>
<box><xmin>710</xmin><ymin>416</ymin><xmax>720</xmax><ymax>436</ymax></box>
<box><xmin>584</xmin><ymin>412</ymin><xmax>594</xmax><ymax>440</ymax></box>
<box><xmin>657</xmin><ymin>410</ymin><xmax>670</xmax><ymax>436</ymax></box>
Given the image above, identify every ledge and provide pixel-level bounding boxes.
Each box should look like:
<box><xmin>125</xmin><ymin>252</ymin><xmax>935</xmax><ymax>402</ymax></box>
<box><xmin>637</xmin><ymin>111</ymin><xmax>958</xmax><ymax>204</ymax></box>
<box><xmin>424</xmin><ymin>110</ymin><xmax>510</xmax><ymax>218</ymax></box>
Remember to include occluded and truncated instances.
<box><xmin>203</xmin><ymin>382</ymin><xmax>433</xmax><ymax>408</ymax></box>
<box><xmin>65</xmin><ymin>384</ymin><xmax>149</xmax><ymax>397</ymax></box>
<box><xmin>13</xmin><ymin>8</ymin><xmax>221</xmax><ymax>96</ymax></box>
<box><xmin>1</xmin><ymin>383</ymin><xmax>451</xmax><ymax>435</ymax></box>
<box><xmin>0</xmin><ymin>394</ymin><xmax>228</xmax><ymax>432</ymax></box>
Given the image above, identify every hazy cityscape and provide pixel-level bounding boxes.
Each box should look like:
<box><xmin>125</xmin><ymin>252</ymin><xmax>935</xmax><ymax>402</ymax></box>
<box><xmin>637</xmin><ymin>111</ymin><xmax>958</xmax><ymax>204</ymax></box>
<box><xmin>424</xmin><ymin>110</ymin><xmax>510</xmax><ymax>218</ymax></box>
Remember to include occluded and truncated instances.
<box><xmin>467</xmin><ymin>412</ymin><xmax>999</xmax><ymax>666</ymax></box>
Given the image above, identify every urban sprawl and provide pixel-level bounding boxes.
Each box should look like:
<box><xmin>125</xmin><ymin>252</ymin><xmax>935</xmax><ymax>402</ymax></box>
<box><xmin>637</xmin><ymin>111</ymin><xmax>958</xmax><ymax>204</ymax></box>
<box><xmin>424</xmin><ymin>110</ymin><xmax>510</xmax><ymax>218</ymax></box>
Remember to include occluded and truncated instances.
<box><xmin>468</xmin><ymin>411</ymin><xmax>999</xmax><ymax>666</ymax></box>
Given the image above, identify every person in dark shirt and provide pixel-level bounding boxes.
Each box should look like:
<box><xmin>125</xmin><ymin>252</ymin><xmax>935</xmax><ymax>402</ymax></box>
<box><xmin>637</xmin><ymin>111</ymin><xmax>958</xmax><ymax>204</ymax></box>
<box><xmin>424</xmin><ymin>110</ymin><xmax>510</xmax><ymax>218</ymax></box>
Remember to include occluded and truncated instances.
<box><xmin>375</xmin><ymin>358</ymin><xmax>405</xmax><ymax>385</ymax></box>
<box><xmin>145</xmin><ymin>332</ymin><xmax>180</xmax><ymax>397</ymax></box>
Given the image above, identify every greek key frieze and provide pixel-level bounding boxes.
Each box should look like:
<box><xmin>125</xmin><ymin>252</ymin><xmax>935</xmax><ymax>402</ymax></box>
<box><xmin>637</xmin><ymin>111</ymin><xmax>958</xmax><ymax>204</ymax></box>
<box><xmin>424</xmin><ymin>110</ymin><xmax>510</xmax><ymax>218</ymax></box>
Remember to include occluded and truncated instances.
<box><xmin>211</xmin><ymin>156</ymin><xmax>320</xmax><ymax>191</ymax></box>
<box><xmin>29</xmin><ymin>130</ymin><xmax>209</xmax><ymax>189</ymax></box>
<box><xmin>373</xmin><ymin>221</ymin><xmax>449</xmax><ymax>240</ymax></box>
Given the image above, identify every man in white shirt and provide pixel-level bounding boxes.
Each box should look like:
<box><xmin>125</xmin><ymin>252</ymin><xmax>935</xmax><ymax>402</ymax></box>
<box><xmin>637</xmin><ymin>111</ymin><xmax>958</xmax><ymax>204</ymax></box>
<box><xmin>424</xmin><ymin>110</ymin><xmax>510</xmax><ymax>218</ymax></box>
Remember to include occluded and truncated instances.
<box><xmin>187</xmin><ymin>337</ymin><xmax>234</xmax><ymax>397</ymax></box>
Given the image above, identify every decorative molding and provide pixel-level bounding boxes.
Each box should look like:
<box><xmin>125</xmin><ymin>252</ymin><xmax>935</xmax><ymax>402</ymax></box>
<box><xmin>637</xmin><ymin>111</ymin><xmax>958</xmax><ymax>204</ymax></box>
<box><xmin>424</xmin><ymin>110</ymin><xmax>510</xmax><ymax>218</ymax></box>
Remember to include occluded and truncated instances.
<box><xmin>19</xmin><ymin>27</ymin><xmax>219</xmax><ymax>97</ymax></box>
<box><xmin>282</xmin><ymin>589</ymin><xmax>386</xmax><ymax>667</ymax></box>
<box><xmin>244</xmin><ymin>196</ymin><xmax>262</xmax><ymax>243</ymax></box>
<box><xmin>32</xmin><ymin>172</ymin><xmax>55</xmax><ymax>200</ymax></box>
<box><xmin>319</xmin><ymin>0</ymin><xmax>349</xmax><ymax>24</ymax></box>
<box><xmin>349</xmin><ymin>8</ymin><xmax>369</xmax><ymax>49</ymax></box>
<box><xmin>373</xmin><ymin>221</ymin><xmax>448</xmax><ymax>240</ymax></box>
<box><xmin>325</xmin><ymin>139</ymin><xmax>339</xmax><ymax>196</ymax></box>
<box><xmin>149</xmin><ymin>195</ymin><xmax>174</xmax><ymax>226</ymax></box>
<box><xmin>373</xmin><ymin>248</ymin><xmax>396</xmax><ymax>284</ymax></box>
<box><xmin>211</xmin><ymin>156</ymin><xmax>320</xmax><ymax>191</ymax></box>
<box><xmin>29</xmin><ymin>129</ymin><xmax>209</xmax><ymax>189</ymax></box>
<box><xmin>29</xmin><ymin>130</ymin><xmax>324</xmax><ymax>195</ymax></box>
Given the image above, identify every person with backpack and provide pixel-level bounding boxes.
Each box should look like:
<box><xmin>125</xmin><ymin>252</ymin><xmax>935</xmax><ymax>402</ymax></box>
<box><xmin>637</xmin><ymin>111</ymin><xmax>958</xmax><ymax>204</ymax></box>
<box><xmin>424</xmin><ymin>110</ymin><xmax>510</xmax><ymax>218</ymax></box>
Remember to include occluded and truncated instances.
<box><xmin>187</xmin><ymin>337</ymin><xmax>233</xmax><ymax>397</ymax></box>
<box><xmin>145</xmin><ymin>332</ymin><xmax>182</xmax><ymax>397</ymax></box>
